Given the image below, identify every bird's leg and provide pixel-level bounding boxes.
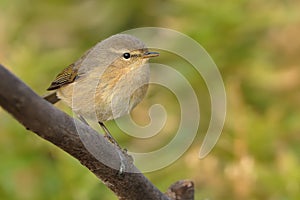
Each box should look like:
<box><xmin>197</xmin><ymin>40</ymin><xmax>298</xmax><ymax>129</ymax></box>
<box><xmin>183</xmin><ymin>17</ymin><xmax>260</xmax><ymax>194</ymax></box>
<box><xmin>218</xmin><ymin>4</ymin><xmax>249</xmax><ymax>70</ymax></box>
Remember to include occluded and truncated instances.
<box><xmin>78</xmin><ymin>115</ymin><xmax>89</xmax><ymax>125</ymax></box>
<box><xmin>98</xmin><ymin>122</ymin><xmax>120</xmax><ymax>147</ymax></box>
<box><xmin>98</xmin><ymin>122</ymin><xmax>128</xmax><ymax>175</ymax></box>
<box><xmin>77</xmin><ymin>117</ymin><xmax>127</xmax><ymax>174</ymax></box>
<box><xmin>78</xmin><ymin>116</ymin><xmax>118</xmax><ymax>147</ymax></box>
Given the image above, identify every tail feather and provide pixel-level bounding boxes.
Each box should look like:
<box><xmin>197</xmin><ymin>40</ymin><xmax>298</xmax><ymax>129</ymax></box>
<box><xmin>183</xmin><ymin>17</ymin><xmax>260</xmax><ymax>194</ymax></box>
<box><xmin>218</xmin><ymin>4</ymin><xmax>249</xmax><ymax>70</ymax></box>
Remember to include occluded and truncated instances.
<box><xmin>43</xmin><ymin>92</ymin><xmax>60</xmax><ymax>104</ymax></box>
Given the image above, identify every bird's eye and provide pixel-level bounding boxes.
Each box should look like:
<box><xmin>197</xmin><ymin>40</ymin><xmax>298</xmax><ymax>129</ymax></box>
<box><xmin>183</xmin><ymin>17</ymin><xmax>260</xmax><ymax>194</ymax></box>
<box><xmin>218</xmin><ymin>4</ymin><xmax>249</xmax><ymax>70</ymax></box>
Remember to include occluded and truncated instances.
<box><xmin>123</xmin><ymin>52</ymin><xmax>131</xmax><ymax>59</ymax></box>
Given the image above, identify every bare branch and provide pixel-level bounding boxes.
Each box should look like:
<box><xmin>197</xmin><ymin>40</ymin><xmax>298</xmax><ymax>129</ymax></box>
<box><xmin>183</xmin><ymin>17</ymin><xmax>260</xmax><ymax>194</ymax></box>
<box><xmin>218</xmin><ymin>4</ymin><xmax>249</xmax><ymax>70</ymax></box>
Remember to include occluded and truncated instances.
<box><xmin>0</xmin><ymin>64</ymin><xmax>194</xmax><ymax>200</ymax></box>
<box><xmin>166</xmin><ymin>180</ymin><xmax>194</xmax><ymax>200</ymax></box>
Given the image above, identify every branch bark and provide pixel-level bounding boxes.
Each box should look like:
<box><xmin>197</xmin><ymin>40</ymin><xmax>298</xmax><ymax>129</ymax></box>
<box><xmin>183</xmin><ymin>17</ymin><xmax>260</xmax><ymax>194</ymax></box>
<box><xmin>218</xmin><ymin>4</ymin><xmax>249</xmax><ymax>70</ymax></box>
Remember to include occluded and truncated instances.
<box><xmin>0</xmin><ymin>64</ymin><xmax>194</xmax><ymax>200</ymax></box>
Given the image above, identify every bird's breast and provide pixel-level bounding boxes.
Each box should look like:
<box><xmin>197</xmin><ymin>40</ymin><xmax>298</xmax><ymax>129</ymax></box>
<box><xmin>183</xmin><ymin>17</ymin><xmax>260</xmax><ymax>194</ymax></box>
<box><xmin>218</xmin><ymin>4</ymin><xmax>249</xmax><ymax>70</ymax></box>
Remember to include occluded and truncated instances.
<box><xmin>95</xmin><ymin>64</ymin><xmax>150</xmax><ymax>121</ymax></box>
<box><xmin>57</xmin><ymin>64</ymin><xmax>150</xmax><ymax>122</ymax></box>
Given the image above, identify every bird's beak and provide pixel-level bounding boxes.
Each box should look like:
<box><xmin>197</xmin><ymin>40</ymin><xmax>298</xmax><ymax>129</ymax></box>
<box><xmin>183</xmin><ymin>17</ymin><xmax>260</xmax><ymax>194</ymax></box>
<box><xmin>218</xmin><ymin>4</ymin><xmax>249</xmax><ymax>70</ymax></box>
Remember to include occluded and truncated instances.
<box><xmin>143</xmin><ymin>51</ymin><xmax>159</xmax><ymax>59</ymax></box>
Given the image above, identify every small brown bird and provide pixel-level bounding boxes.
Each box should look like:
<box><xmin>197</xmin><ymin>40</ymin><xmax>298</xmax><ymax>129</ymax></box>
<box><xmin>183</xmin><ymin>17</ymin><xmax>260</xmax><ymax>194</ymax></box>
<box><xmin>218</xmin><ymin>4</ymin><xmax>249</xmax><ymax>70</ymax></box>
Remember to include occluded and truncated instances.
<box><xmin>44</xmin><ymin>34</ymin><xmax>159</xmax><ymax>142</ymax></box>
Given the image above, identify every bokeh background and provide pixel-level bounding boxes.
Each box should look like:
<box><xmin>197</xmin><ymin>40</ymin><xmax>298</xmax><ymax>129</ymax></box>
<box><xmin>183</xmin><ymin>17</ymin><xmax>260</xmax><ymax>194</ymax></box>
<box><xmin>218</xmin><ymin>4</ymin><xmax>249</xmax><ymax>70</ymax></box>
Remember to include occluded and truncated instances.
<box><xmin>1</xmin><ymin>0</ymin><xmax>300</xmax><ymax>199</ymax></box>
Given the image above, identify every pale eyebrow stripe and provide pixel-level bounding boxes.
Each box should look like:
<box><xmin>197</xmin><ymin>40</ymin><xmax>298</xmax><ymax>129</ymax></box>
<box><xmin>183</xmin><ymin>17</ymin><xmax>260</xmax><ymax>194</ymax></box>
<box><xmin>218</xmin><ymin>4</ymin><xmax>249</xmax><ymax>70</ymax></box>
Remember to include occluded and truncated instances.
<box><xmin>109</xmin><ymin>48</ymin><xmax>129</xmax><ymax>54</ymax></box>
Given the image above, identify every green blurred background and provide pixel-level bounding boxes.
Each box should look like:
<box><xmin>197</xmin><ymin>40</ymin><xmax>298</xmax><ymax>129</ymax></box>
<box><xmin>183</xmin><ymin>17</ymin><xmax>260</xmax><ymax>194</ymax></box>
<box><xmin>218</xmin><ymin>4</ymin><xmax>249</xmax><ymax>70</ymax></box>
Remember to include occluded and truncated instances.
<box><xmin>1</xmin><ymin>0</ymin><xmax>300</xmax><ymax>199</ymax></box>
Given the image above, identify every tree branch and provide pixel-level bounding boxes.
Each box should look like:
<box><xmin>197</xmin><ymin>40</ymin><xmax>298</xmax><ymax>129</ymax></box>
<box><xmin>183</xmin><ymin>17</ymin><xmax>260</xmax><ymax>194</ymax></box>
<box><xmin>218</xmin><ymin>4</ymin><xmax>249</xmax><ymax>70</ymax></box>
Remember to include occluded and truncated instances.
<box><xmin>0</xmin><ymin>64</ymin><xmax>194</xmax><ymax>200</ymax></box>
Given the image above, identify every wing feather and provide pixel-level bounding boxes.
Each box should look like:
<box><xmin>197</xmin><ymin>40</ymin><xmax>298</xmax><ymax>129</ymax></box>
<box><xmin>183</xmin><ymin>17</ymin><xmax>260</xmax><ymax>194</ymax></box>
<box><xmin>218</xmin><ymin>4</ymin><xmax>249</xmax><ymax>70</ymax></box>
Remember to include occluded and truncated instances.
<box><xmin>47</xmin><ymin>63</ymin><xmax>78</xmax><ymax>90</ymax></box>
<box><xmin>47</xmin><ymin>47</ymin><xmax>94</xmax><ymax>91</ymax></box>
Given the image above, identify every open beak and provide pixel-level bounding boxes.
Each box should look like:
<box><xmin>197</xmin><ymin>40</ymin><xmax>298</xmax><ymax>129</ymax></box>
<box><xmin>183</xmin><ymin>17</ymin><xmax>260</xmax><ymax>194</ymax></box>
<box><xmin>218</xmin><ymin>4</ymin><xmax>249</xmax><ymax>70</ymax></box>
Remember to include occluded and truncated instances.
<box><xmin>143</xmin><ymin>51</ymin><xmax>159</xmax><ymax>59</ymax></box>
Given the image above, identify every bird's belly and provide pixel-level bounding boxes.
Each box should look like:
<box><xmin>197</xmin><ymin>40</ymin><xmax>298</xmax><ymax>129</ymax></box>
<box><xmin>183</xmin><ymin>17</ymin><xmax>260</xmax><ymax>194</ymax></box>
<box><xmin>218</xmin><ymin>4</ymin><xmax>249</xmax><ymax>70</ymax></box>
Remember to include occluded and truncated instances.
<box><xmin>57</xmin><ymin>70</ymin><xmax>149</xmax><ymax>122</ymax></box>
<box><xmin>94</xmin><ymin>83</ymin><xmax>149</xmax><ymax>121</ymax></box>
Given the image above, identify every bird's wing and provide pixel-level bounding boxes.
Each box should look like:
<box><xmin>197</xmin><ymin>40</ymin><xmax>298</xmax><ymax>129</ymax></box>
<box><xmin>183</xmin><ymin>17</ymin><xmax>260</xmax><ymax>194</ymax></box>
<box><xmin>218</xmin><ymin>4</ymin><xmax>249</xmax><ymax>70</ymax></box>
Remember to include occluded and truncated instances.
<box><xmin>47</xmin><ymin>63</ymin><xmax>78</xmax><ymax>90</ymax></box>
<box><xmin>47</xmin><ymin>47</ymin><xmax>94</xmax><ymax>91</ymax></box>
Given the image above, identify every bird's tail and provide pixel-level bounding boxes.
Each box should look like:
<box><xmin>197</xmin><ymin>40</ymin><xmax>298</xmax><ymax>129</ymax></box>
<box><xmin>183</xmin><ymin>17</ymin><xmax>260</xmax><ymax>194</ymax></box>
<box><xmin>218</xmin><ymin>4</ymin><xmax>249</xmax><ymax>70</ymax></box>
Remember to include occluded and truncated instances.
<box><xmin>43</xmin><ymin>92</ymin><xmax>60</xmax><ymax>104</ymax></box>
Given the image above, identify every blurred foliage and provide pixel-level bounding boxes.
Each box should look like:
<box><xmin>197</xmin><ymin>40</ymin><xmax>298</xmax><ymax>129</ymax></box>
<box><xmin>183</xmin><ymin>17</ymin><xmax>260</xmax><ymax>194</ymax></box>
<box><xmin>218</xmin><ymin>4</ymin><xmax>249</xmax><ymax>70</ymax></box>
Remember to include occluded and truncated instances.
<box><xmin>1</xmin><ymin>0</ymin><xmax>300</xmax><ymax>199</ymax></box>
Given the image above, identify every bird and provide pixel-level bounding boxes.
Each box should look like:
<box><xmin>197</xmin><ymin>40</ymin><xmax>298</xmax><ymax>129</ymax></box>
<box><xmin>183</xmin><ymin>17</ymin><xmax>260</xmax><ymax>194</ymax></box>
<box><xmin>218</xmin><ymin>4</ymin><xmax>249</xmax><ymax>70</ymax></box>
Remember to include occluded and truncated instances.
<box><xmin>44</xmin><ymin>34</ymin><xmax>159</xmax><ymax>144</ymax></box>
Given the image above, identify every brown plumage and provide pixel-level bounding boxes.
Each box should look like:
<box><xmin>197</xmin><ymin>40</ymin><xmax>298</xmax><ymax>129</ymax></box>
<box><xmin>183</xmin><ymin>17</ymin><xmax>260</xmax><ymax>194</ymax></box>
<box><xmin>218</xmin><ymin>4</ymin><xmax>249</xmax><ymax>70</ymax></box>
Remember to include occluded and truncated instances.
<box><xmin>47</xmin><ymin>64</ymin><xmax>78</xmax><ymax>90</ymax></box>
<box><xmin>43</xmin><ymin>34</ymin><xmax>159</xmax><ymax>143</ymax></box>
